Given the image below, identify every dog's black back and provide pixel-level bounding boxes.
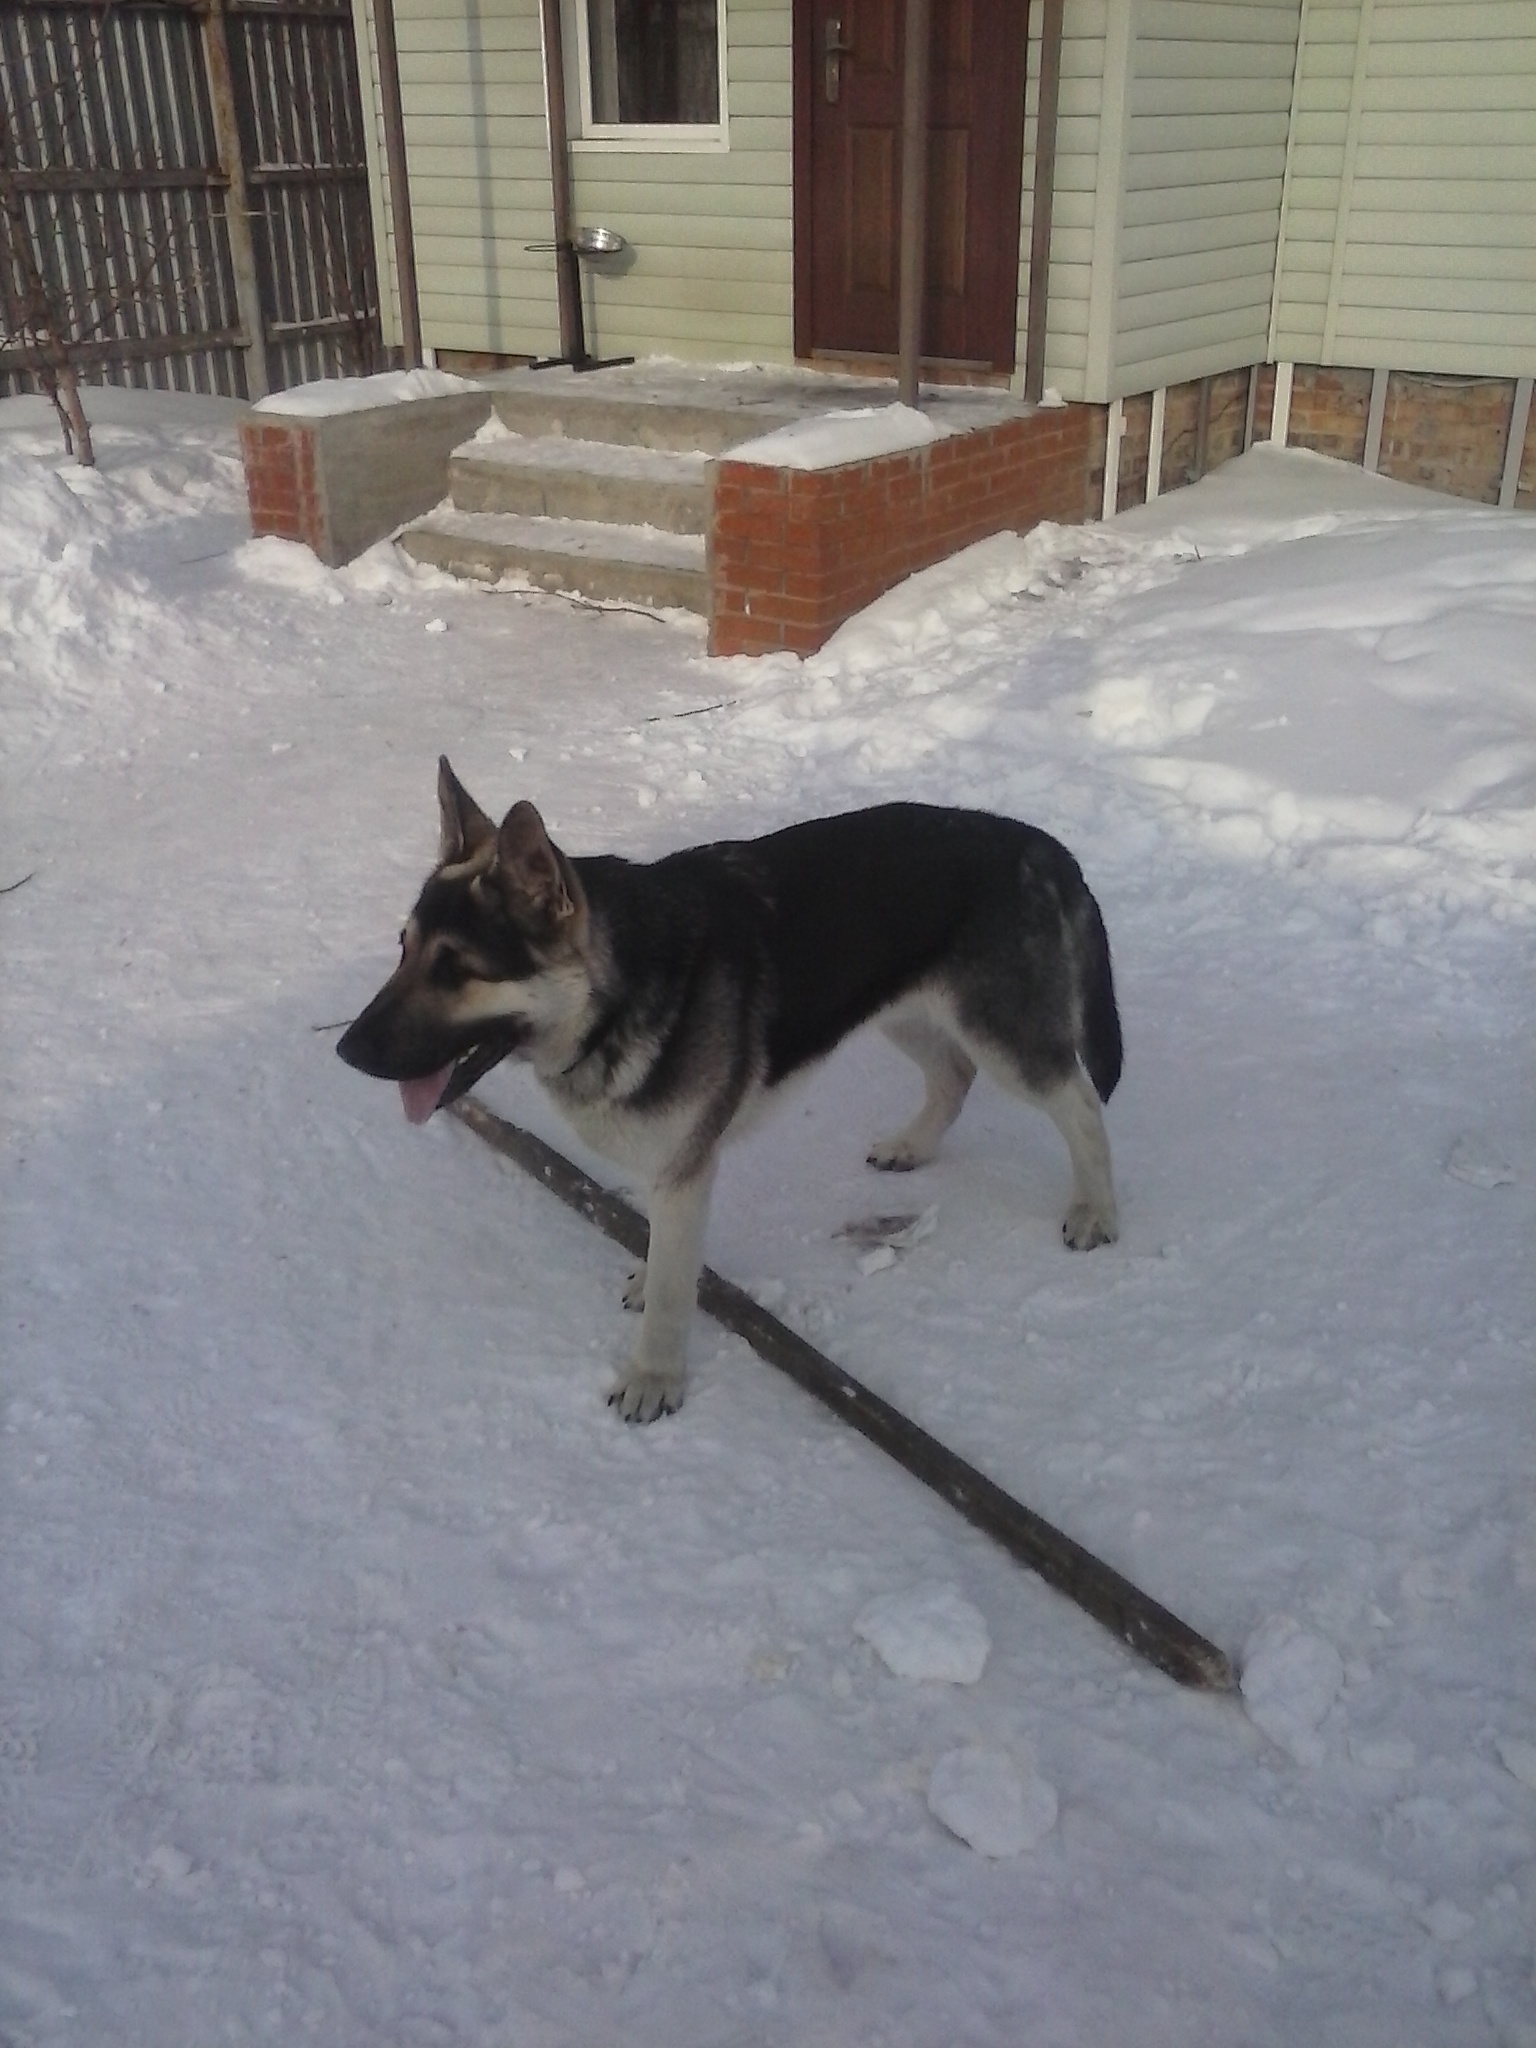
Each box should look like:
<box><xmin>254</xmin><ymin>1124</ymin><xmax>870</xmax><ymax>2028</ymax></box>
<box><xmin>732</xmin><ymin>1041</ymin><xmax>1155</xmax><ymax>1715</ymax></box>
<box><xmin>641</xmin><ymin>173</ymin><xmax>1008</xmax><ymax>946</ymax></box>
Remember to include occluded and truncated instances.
<box><xmin>574</xmin><ymin>803</ymin><xmax>1120</xmax><ymax>1105</ymax></box>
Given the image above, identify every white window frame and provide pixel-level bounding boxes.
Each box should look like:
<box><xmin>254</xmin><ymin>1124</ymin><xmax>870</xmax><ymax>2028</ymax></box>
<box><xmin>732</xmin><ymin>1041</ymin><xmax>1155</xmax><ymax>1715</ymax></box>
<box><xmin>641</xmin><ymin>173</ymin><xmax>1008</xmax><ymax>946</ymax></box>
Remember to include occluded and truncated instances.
<box><xmin>564</xmin><ymin>0</ymin><xmax>730</xmax><ymax>155</ymax></box>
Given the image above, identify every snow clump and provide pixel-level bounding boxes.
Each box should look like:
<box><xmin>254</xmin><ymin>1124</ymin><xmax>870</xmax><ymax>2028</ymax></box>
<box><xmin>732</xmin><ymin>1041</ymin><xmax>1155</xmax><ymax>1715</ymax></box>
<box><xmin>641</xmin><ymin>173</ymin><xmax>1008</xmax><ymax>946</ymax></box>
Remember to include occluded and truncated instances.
<box><xmin>1240</xmin><ymin>1614</ymin><xmax>1345</xmax><ymax>1765</ymax></box>
<box><xmin>854</xmin><ymin>1585</ymin><xmax>990</xmax><ymax>1684</ymax></box>
<box><xmin>927</xmin><ymin>1747</ymin><xmax>1058</xmax><ymax>1858</ymax></box>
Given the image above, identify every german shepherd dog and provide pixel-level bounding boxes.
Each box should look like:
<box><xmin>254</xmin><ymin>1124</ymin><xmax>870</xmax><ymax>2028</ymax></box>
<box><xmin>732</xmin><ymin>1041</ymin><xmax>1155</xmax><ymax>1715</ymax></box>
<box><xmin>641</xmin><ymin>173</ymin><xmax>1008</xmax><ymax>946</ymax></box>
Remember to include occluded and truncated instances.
<box><xmin>338</xmin><ymin>760</ymin><xmax>1122</xmax><ymax>1421</ymax></box>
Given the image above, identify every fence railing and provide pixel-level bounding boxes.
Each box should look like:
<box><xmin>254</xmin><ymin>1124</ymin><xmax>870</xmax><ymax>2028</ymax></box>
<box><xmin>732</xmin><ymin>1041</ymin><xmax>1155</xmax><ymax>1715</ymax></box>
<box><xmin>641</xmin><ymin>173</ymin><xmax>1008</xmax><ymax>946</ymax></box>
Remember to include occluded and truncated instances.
<box><xmin>0</xmin><ymin>0</ymin><xmax>384</xmax><ymax>402</ymax></box>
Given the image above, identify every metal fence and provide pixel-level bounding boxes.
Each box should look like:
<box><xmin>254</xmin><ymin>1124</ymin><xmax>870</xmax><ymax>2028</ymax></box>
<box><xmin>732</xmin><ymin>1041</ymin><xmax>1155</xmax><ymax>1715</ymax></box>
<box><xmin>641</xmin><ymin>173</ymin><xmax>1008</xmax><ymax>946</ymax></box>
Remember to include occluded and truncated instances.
<box><xmin>0</xmin><ymin>0</ymin><xmax>384</xmax><ymax>402</ymax></box>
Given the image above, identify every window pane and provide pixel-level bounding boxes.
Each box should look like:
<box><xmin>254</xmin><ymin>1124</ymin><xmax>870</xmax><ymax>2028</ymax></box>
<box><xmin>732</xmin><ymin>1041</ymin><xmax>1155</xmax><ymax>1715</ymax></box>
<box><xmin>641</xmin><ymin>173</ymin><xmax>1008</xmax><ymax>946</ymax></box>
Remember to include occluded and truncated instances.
<box><xmin>587</xmin><ymin>0</ymin><xmax>720</xmax><ymax>125</ymax></box>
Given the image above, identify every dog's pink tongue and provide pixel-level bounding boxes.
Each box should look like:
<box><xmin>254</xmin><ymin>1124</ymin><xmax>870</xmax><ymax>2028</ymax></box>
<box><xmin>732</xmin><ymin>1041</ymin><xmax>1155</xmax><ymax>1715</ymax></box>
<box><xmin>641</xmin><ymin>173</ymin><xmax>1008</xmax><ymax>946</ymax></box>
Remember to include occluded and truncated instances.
<box><xmin>399</xmin><ymin>1065</ymin><xmax>454</xmax><ymax>1126</ymax></box>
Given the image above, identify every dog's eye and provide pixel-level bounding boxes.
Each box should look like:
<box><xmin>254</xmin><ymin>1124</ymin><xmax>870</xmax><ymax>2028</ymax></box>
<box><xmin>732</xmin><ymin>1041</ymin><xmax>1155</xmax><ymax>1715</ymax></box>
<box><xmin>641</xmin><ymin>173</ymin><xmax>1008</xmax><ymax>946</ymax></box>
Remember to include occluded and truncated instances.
<box><xmin>429</xmin><ymin>952</ymin><xmax>470</xmax><ymax>990</ymax></box>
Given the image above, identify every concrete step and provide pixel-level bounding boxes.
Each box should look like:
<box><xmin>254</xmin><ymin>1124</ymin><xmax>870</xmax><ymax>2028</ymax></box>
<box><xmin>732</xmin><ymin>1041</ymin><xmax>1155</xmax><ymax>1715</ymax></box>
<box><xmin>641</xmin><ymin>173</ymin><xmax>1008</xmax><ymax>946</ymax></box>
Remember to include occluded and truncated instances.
<box><xmin>399</xmin><ymin>506</ymin><xmax>708</xmax><ymax>614</ymax></box>
<box><xmin>488</xmin><ymin>381</ymin><xmax>802</xmax><ymax>457</ymax></box>
<box><xmin>450</xmin><ymin>433</ymin><xmax>710</xmax><ymax>533</ymax></box>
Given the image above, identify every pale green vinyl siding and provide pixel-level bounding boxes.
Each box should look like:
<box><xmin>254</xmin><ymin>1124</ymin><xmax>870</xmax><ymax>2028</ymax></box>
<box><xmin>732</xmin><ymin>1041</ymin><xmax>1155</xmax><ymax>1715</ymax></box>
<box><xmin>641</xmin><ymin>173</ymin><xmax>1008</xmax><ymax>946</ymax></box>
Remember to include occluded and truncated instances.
<box><xmin>1017</xmin><ymin>0</ymin><xmax>1113</xmax><ymax>401</ymax></box>
<box><xmin>1271</xmin><ymin>0</ymin><xmax>1536</xmax><ymax>375</ymax></box>
<box><xmin>1114</xmin><ymin>0</ymin><xmax>1301</xmax><ymax>390</ymax></box>
<box><xmin>1033</xmin><ymin>0</ymin><xmax>1304</xmax><ymax>406</ymax></box>
<box><xmin>363</xmin><ymin>0</ymin><xmax>793</xmax><ymax>365</ymax></box>
<box><xmin>568</xmin><ymin>1</ymin><xmax>792</xmax><ymax>362</ymax></box>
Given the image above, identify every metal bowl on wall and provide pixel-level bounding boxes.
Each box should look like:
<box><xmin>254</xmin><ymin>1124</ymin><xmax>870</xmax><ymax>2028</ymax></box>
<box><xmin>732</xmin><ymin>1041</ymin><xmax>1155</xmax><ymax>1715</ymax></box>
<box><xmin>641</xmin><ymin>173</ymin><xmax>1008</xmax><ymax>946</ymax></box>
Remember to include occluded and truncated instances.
<box><xmin>574</xmin><ymin>226</ymin><xmax>627</xmax><ymax>260</ymax></box>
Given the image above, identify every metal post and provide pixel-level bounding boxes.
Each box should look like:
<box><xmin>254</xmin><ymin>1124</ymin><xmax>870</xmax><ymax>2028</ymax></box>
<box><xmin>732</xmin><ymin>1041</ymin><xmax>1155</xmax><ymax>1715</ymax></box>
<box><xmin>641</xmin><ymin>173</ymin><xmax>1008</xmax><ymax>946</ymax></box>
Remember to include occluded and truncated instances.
<box><xmin>370</xmin><ymin>0</ymin><xmax>423</xmax><ymax>366</ymax></box>
<box><xmin>896</xmin><ymin>0</ymin><xmax>931</xmax><ymax>409</ymax></box>
<box><xmin>201</xmin><ymin>0</ymin><xmax>269</xmax><ymax>398</ymax></box>
<box><xmin>537</xmin><ymin>0</ymin><xmax>584</xmax><ymax>364</ymax></box>
<box><xmin>1023</xmin><ymin>0</ymin><xmax>1063</xmax><ymax>404</ymax></box>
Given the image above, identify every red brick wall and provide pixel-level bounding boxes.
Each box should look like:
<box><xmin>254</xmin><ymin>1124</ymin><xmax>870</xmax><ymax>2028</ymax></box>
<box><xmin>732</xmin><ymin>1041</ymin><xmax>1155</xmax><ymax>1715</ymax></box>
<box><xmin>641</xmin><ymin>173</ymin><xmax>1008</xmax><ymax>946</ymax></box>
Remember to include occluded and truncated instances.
<box><xmin>708</xmin><ymin>405</ymin><xmax>1094</xmax><ymax>658</ymax></box>
<box><xmin>1278</xmin><ymin>366</ymin><xmax>1534</xmax><ymax>506</ymax></box>
<box><xmin>1103</xmin><ymin>365</ymin><xmax>1534</xmax><ymax>514</ymax></box>
<box><xmin>239</xmin><ymin>419</ymin><xmax>326</xmax><ymax>553</ymax></box>
<box><xmin>1285</xmin><ymin>366</ymin><xmax>1375</xmax><ymax>465</ymax></box>
<box><xmin>1377</xmin><ymin>374</ymin><xmax>1524</xmax><ymax>506</ymax></box>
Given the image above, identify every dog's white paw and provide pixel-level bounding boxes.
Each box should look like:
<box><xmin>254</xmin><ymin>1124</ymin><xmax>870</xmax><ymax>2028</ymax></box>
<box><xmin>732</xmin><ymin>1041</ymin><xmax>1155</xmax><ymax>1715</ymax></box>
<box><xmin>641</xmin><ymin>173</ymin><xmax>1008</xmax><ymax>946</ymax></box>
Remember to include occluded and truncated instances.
<box><xmin>1063</xmin><ymin>1202</ymin><xmax>1118</xmax><ymax>1251</ymax></box>
<box><xmin>608</xmin><ymin>1364</ymin><xmax>684</xmax><ymax>1424</ymax></box>
<box><xmin>867</xmin><ymin>1136</ymin><xmax>932</xmax><ymax>1172</ymax></box>
<box><xmin>622</xmin><ymin>1262</ymin><xmax>647</xmax><ymax>1312</ymax></box>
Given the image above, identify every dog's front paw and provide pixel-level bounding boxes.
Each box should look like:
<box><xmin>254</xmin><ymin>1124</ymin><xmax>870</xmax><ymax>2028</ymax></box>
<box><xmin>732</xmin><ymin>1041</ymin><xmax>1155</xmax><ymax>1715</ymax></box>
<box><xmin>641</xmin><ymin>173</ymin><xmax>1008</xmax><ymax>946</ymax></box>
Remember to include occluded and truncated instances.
<box><xmin>1063</xmin><ymin>1201</ymin><xmax>1118</xmax><ymax>1251</ymax></box>
<box><xmin>608</xmin><ymin>1364</ymin><xmax>684</xmax><ymax>1424</ymax></box>
<box><xmin>867</xmin><ymin>1136</ymin><xmax>929</xmax><ymax>1172</ymax></box>
<box><xmin>621</xmin><ymin>1262</ymin><xmax>647</xmax><ymax>1312</ymax></box>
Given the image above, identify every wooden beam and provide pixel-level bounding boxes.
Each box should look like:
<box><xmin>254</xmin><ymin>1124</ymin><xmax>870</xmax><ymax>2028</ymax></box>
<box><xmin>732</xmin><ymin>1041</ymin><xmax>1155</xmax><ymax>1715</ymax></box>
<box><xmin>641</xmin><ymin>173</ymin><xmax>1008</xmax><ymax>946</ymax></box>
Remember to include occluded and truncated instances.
<box><xmin>1500</xmin><ymin>376</ymin><xmax>1533</xmax><ymax>510</ymax></box>
<box><xmin>450</xmin><ymin>1097</ymin><xmax>1236</xmax><ymax>1693</ymax></box>
<box><xmin>1146</xmin><ymin>385</ymin><xmax>1165</xmax><ymax>500</ymax></box>
<box><xmin>1193</xmin><ymin>373</ymin><xmax>1212</xmax><ymax>481</ymax></box>
<box><xmin>1363</xmin><ymin>365</ymin><xmax>1388</xmax><ymax>474</ymax></box>
<box><xmin>201</xmin><ymin>0</ymin><xmax>270</xmax><ymax>398</ymax></box>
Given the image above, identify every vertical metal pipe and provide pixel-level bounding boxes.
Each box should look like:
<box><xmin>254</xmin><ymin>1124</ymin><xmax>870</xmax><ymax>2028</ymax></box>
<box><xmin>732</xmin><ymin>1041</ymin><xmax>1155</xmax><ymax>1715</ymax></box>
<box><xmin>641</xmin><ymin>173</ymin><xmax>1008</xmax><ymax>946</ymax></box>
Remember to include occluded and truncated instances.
<box><xmin>1023</xmin><ymin>0</ymin><xmax>1062</xmax><ymax>404</ymax></box>
<box><xmin>370</xmin><ymin>0</ymin><xmax>422</xmax><ymax>366</ymax></box>
<box><xmin>896</xmin><ymin>0</ymin><xmax>931</xmax><ymax>409</ymax></box>
<box><xmin>538</xmin><ymin>0</ymin><xmax>584</xmax><ymax>363</ymax></box>
<box><xmin>201</xmin><ymin>0</ymin><xmax>269</xmax><ymax>396</ymax></box>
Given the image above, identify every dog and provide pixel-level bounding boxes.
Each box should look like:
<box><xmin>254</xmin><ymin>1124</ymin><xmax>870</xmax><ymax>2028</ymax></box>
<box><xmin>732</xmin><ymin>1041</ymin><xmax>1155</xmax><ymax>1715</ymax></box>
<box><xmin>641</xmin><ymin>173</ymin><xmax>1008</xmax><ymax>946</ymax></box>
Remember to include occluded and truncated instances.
<box><xmin>338</xmin><ymin>759</ymin><xmax>1122</xmax><ymax>1422</ymax></box>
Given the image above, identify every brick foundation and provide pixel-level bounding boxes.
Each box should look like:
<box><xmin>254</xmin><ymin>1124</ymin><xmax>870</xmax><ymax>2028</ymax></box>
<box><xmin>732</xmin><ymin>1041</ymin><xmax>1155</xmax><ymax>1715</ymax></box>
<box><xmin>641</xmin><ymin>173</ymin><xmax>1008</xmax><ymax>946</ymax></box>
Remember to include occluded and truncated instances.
<box><xmin>1097</xmin><ymin>364</ymin><xmax>1535</xmax><ymax>520</ymax></box>
<box><xmin>707</xmin><ymin>404</ymin><xmax>1094</xmax><ymax>658</ymax></box>
<box><xmin>1283</xmin><ymin>366</ymin><xmax>1533</xmax><ymax>508</ymax></box>
<box><xmin>240</xmin><ymin>418</ymin><xmax>325</xmax><ymax>551</ymax></box>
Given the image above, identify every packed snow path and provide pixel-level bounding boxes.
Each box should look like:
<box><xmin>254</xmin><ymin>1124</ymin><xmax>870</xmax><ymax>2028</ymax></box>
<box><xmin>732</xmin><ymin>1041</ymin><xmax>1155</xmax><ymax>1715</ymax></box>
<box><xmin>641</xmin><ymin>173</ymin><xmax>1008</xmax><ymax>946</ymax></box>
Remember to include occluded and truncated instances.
<box><xmin>2</xmin><ymin>390</ymin><xmax>1534</xmax><ymax>2046</ymax></box>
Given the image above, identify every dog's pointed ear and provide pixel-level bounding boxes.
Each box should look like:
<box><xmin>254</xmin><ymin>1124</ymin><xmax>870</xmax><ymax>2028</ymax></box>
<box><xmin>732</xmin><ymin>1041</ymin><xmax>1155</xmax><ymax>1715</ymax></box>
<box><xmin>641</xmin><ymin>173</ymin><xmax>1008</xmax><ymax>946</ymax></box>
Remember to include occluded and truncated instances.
<box><xmin>437</xmin><ymin>755</ymin><xmax>495</xmax><ymax>865</ymax></box>
<box><xmin>495</xmin><ymin>801</ymin><xmax>582</xmax><ymax>932</ymax></box>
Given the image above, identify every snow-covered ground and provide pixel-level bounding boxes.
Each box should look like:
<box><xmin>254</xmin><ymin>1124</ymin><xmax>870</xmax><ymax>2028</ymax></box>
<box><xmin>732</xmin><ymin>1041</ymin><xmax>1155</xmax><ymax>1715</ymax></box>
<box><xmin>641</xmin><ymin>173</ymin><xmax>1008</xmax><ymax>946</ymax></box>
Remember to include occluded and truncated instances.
<box><xmin>2</xmin><ymin>385</ymin><xmax>1533</xmax><ymax>2047</ymax></box>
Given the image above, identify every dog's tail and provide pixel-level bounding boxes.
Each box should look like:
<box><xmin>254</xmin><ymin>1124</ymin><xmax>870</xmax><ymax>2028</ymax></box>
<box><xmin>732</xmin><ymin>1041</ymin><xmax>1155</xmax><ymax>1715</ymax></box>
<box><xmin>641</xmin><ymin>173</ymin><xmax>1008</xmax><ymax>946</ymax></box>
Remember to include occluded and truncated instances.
<box><xmin>1074</xmin><ymin>888</ymin><xmax>1123</xmax><ymax>1103</ymax></box>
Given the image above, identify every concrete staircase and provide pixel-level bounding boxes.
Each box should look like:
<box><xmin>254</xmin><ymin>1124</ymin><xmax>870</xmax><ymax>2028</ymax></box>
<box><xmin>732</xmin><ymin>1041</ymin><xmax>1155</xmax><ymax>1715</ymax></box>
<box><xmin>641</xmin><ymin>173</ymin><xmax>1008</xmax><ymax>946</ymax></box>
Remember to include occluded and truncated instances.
<box><xmin>398</xmin><ymin>368</ymin><xmax>814</xmax><ymax>614</ymax></box>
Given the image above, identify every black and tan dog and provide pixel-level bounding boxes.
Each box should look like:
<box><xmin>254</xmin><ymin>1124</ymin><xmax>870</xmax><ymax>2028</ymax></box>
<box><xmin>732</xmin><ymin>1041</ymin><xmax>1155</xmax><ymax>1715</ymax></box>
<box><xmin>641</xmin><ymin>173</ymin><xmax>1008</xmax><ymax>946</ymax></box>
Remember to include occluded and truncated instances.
<box><xmin>339</xmin><ymin>759</ymin><xmax>1122</xmax><ymax>1421</ymax></box>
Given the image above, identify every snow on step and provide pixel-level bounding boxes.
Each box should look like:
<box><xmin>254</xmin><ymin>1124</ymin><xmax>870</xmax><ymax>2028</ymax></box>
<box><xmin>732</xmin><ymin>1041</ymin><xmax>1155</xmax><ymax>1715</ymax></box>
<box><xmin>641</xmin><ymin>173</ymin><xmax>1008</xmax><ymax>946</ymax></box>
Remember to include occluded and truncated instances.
<box><xmin>456</xmin><ymin>433</ymin><xmax>710</xmax><ymax>486</ymax></box>
<box><xmin>418</xmin><ymin>507</ymin><xmax>704</xmax><ymax>568</ymax></box>
<box><xmin>448</xmin><ymin>433</ymin><xmax>711</xmax><ymax>534</ymax></box>
<box><xmin>399</xmin><ymin>505</ymin><xmax>708</xmax><ymax>613</ymax></box>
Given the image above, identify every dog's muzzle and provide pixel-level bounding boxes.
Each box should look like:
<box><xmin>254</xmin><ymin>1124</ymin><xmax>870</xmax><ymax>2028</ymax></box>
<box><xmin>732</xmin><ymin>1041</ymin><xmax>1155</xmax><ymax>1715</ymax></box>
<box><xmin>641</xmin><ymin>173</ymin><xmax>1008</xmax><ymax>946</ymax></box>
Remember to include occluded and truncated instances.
<box><xmin>336</xmin><ymin>1013</ymin><xmax>526</xmax><ymax>1123</ymax></box>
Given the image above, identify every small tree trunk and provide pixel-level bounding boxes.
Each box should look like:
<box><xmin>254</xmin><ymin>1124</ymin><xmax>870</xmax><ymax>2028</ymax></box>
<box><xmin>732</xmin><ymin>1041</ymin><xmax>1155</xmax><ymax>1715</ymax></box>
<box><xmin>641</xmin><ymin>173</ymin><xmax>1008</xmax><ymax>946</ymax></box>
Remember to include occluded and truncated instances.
<box><xmin>48</xmin><ymin>360</ymin><xmax>96</xmax><ymax>467</ymax></box>
<box><xmin>1</xmin><ymin>129</ymin><xmax>96</xmax><ymax>467</ymax></box>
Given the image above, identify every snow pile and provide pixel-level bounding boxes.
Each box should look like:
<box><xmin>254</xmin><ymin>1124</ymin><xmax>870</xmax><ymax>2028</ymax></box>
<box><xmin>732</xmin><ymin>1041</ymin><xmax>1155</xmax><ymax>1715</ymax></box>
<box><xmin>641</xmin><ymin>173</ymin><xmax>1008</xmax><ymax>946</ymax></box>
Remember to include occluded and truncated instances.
<box><xmin>0</xmin><ymin>401</ymin><xmax>245</xmax><ymax>759</ymax></box>
<box><xmin>854</xmin><ymin>1586</ymin><xmax>991</xmax><ymax>1683</ymax></box>
<box><xmin>727</xmin><ymin>448</ymin><xmax>1536</xmax><ymax>928</ymax></box>
<box><xmin>251</xmin><ymin>366</ymin><xmax>485</xmax><ymax>415</ymax></box>
<box><xmin>727</xmin><ymin>402</ymin><xmax>943</xmax><ymax>470</ymax></box>
<box><xmin>926</xmin><ymin>1747</ymin><xmax>1059</xmax><ymax>1858</ymax></box>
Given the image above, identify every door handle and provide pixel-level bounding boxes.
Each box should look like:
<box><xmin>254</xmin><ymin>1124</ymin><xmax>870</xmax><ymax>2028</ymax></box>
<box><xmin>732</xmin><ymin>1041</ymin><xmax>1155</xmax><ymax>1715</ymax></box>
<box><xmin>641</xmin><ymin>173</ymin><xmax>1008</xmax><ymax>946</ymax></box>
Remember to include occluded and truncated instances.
<box><xmin>825</xmin><ymin>14</ymin><xmax>854</xmax><ymax>102</ymax></box>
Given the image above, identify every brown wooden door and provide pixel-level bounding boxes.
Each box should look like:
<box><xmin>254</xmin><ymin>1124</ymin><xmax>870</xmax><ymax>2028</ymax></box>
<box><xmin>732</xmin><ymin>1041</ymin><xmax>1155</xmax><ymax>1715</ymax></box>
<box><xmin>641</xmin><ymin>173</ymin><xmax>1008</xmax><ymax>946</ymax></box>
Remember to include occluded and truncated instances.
<box><xmin>795</xmin><ymin>0</ymin><xmax>1027</xmax><ymax>371</ymax></box>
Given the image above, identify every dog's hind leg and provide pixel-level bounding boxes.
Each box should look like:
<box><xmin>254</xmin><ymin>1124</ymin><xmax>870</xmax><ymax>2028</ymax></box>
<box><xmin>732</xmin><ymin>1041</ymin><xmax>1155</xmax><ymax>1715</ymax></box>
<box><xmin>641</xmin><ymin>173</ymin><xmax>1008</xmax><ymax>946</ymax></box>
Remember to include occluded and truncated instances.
<box><xmin>1038</xmin><ymin>1068</ymin><xmax>1119</xmax><ymax>1249</ymax></box>
<box><xmin>609</xmin><ymin>1157</ymin><xmax>717</xmax><ymax>1422</ymax></box>
<box><xmin>868</xmin><ymin>1015</ymin><xmax>977</xmax><ymax>1171</ymax></box>
<box><xmin>955</xmin><ymin>1021</ymin><xmax>1118</xmax><ymax>1247</ymax></box>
